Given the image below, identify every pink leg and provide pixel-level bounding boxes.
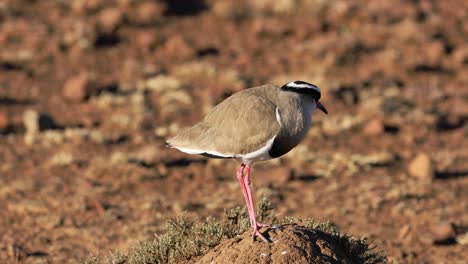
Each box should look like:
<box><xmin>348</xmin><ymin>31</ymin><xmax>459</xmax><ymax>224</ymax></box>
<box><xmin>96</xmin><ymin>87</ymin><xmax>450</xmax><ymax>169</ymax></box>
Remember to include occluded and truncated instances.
<box><xmin>236</xmin><ymin>164</ymin><xmax>255</xmax><ymax>227</ymax></box>
<box><xmin>243</xmin><ymin>165</ymin><xmax>270</xmax><ymax>228</ymax></box>
<box><xmin>243</xmin><ymin>165</ymin><xmax>269</xmax><ymax>242</ymax></box>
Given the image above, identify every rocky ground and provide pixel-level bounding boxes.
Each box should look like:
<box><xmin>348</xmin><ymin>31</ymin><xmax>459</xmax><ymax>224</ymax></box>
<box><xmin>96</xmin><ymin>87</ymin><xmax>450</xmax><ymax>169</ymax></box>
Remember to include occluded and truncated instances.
<box><xmin>1</xmin><ymin>0</ymin><xmax>467</xmax><ymax>263</ymax></box>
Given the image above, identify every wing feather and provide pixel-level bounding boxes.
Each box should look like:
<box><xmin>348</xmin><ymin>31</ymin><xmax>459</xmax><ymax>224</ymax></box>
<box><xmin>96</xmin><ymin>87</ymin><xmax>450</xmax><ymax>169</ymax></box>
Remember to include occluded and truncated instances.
<box><xmin>167</xmin><ymin>87</ymin><xmax>281</xmax><ymax>156</ymax></box>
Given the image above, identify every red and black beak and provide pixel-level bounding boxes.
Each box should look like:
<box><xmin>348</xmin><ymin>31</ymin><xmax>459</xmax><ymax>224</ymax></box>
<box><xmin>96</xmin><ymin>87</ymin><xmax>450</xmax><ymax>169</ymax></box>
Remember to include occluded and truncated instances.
<box><xmin>317</xmin><ymin>101</ymin><xmax>328</xmax><ymax>114</ymax></box>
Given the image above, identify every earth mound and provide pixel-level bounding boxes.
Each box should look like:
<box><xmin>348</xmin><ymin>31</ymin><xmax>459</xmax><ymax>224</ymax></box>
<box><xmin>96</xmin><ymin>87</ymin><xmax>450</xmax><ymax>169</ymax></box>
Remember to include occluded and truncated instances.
<box><xmin>195</xmin><ymin>224</ymin><xmax>385</xmax><ymax>264</ymax></box>
<box><xmin>86</xmin><ymin>203</ymin><xmax>385</xmax><ymax>264</ymax></box>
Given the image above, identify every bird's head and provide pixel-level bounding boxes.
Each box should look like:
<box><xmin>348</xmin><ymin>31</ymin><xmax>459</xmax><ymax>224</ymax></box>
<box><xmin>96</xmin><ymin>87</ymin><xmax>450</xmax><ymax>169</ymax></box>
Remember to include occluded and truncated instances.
<box><xmin>280</xmin><ymin>81</ymin><xmax>328</xmax><ymax>114</ymax></box>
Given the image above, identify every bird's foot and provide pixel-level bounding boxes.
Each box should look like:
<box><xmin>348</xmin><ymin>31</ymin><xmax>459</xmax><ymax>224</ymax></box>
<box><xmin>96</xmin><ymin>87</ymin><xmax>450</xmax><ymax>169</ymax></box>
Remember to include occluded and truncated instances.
<box><xmin>252</xmin><ymin>227</ymin><xmax>271</xmax><ymax>243</ymax></box>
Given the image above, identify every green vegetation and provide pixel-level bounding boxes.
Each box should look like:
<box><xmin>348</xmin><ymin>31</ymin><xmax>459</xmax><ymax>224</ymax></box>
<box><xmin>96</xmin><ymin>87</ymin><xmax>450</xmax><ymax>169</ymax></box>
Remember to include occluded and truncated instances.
<box><xmin>85</xmin><ymin>198</ymin><xmax>386</xmax><ymax>264</ymax></box>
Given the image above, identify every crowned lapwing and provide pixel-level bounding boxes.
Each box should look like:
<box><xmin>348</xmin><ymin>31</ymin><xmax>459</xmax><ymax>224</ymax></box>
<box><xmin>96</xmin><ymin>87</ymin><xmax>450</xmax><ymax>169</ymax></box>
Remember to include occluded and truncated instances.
<box><xmin>167</xmin><ymin>81</ymin><xmax>328</xmax><ymax>242</ymax></box>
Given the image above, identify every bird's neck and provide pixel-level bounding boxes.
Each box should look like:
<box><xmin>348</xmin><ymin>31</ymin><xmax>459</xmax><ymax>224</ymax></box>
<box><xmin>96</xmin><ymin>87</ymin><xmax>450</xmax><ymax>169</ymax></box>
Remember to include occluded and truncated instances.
<box><xmin>277</xmin><ymin>93</ymin><xmax>314</xmax><ymax>135</ymax></box>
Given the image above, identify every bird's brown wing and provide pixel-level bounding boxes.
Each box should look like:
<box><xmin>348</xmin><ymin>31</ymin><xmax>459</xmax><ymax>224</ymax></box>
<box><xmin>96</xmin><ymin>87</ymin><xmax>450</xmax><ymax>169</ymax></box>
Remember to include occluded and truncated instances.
<box><xmin>167</xmin><ymin>90</ymin><xmax>280</xmax><ymax>156</ymax></box>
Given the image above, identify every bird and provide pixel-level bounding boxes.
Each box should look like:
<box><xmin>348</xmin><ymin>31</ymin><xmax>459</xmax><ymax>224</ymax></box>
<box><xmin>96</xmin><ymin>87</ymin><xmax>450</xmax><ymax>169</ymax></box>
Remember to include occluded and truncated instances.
<box><xmin>166</xmin><ymin>80</ymin><xmax>328</xmax><ymax>242</ymax></box>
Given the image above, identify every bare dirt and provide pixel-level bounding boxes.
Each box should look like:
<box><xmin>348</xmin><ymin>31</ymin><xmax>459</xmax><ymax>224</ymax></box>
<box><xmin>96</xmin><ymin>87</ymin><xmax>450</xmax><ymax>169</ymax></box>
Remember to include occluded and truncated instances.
<box><xmin>195</xmin><ymin>224</ymin><xmax>379</xmax><ymax>264</ymax></box>
<box><xmin>1</xmin><ymin>0</ymin><xmax>468</xmax><ymax>263</ymax></box>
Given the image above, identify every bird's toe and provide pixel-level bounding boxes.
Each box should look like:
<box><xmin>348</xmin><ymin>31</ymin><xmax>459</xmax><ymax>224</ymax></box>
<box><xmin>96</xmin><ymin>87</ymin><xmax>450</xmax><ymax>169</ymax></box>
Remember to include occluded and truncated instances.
<box><xmin>252</xmin><ymin>228</ymin><xmax>271</xmax><ymax>243</ymax></box>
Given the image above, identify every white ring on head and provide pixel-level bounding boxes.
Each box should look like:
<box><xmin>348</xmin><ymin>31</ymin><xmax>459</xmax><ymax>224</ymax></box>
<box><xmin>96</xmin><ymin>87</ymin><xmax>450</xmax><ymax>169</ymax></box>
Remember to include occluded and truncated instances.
<box><xmin>286</xmin><ymin>81</ymin><xmax>321</xmax><ymax>93</ymax></box>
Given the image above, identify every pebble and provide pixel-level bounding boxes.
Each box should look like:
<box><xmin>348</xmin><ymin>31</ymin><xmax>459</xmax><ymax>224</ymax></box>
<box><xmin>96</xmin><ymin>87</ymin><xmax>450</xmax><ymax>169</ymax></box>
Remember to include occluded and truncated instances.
<box><xmin>162</xmin><ymin>36</ymin><xmax>195</xmax><ymax>61</ymax></box>
<box><xmin>110</xmin><ymin>151</ymin><xmax>129</xmax><ymax>164</ymax></box>
<box><xmin>22</xmin><ymin>110</ymin><xmax>57</xmax><ymax>145</ymax></box>
<box><xmin>408</xmin><ymin>153</ymin><xmax>434</xmax><ymax>180</ymax></box>
<box><xmin>23</xmin><ymin>109</ymin><xmax>40</xmax><ymax>135</ymax></box>
<box><xmin>321</xmin><ymin>115</ymin><xmax>364</xmax><ymax>136</ymax></box>
<box><xmin>251</xmin><ymin>0</ymin><xmax>297</xmax><ymax>15</ymax></box>
<box><xmin>171</xmin><ymin>61</ymin><xmax>216</xmax><ymax>80</ymax></box>
<box><xmin>135</xmin><ymin>2</ymin><xmax>165</xmax><ymax>25</ymax></box>
<box><xmin>453</xmin><ymin>44</ymin><xmax>468</xmax><ymax>65</ymax></box>
<box><xmin>398</xmin><ymin>224</ymin><xmax>410</xmax><ymax>239</ymax></box>
<box><xmin>136</xmin><ymin>30</ymin><xmax>156</xmax><ymax>50</ymax></box>
<box><xmin>145</xmin><ymin>75</ymin><xmax>182</xmax><ymax>92</ymax></box>
<box><xmin>456</xmin><ymin>232</ymin><xmax>468</xmax><ymax>245</ymax></box>
<box><xmin>159</xmin><ymin>90</ymin><xmax>193</xmax><ymax>105</ymax></box>
<box><xmin>63</xmin><ymin>73</ymin><xmax>90</xmax><ymax>102</ymax></box>
<box><xmin>130</xmin><ymin>146</ymin><xmax>161</xmax><ymax>165</ymax></box>
<box><xmin>212</xmin><ymin>1</ymin><xmax>249</xmax><ymax>20</ymax></box>
<box><xmin>363</xmin><ymin>118</ymin><xmax>384</xmax><ymax>136</ymax></box>
<box><xmin>0</xmin><ymin>111</ymin><xmax>9</xmax><ymax>131</ymax></box>
<box><xmin>24</xmin><ymin>111</ymin><xmax>55</xmax><ymax>131</ymax></box>
<box><xmin>431</xmin><ymin>222</ymin><xmax>456</xmax><ymax>245</ymax></box>
<box><xmin>97</xmin><ymin>7</ymin><xmax>124</xmax><ymax>33</ymax></box>
<box><xmin>49</xmin><ymin>152</ymin><xmax>75</xmax><ymax>166</ymax></box>
<box><xmin>154</xmin><ymin>126</ymin><xmax>169</xmax><ymax>137</ymax></box>
<box><xmin>425</xmin><ymin>41</ymin><xmax>444</xmax><ymax>65</ymax></box>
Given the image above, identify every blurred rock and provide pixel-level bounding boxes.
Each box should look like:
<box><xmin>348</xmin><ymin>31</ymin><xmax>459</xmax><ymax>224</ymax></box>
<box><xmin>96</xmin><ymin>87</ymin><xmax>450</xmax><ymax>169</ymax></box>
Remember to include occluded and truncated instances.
<box><xmin>452</xmin><ymin>44</ymin><xmax>468</xmax><ymax>65</ymax></box>
<box><xmin>136</xmin><ymin>30</ymin><xmax>156</xmax><ymax>50</ymax></box>
<box><xmin>431</xmin><ymin>222</ymin><xmax>456</xmax><ymax>245</ymax></box>
<box><xmin>425</xmin><ymin>41</ymin><xmax>444</xmax><ymax>66</ymax></box>
<box><xmin>352</xmin><ymin>151</ymin><xmax>398</xmax><ymax>167</ymax></box>
<box><xmin>161</xmin><ymin>36</ymin><xmax>195</xmax><ymax>61</ymax></box>
<box><xmin>0</xmin><ymin>49</ymin><xmax>33</xmax><ymax>69</ymax></box>
<box><xmin>110</xmin><ymin>151</ymin><xmax>129</xmax><ymax>164</ymax></box>
<box><xmin>408</xmin><ymin>153</ymin><xmax>434</xmax><ymax>180</ymax></box>
<box><xmin>145</xmin><ymin>75</ymin><xmax>183</xmax><ymax>92</ymax></box>
<box><xmin>171</xmin><ymin>61</ymin><xmax>216</xmax><ymax>80</ymax></box>
<box><xmin>212</xmin><ymin>1</ymin><xmax>251</xmax><ymax>20</ymax></box>
<box><xmin>145</xmin><ymin>74</ymin><xmax>192</xmax><ymax>117</ymax></box>
<box><xmin>7</xmin><ymin>200</ymin><xmax>48</xmax><ymax>214</ymax></box>
<box><xmin>23</xmin><ymin>110</ymin><xmax>56</xmax><ymax>133</ymax></box>
<box><xmin>23</xmin><ymin>110</ymin><xmax>57</xmax><ymax>145</ymax></box>
<box><xmin>154</xmin><ymin>126</ymin><xmax>169</xmax><ymax>137</ymax></box>
<box><xmin>131</xmin><ymin>90</ymin><xmax>151</xmax><ymax>114</ymax></box>
<box><xmin>97</xmin><ymin>7</ymin><xmax>124</xmax><ymax>33</ymax></box>
<box><xmin>457</xmin><ymin>232</ymin><xmax>468</xmax><ymax>245</ymax></box>
<box><xmin>130</xmin><ymin>146</ymin><xmax>161</xmax><ymax>165</ymax></box>
<box><xmin>109</xmin><ymin>114</ymin><xmax>132</xmax><ymax>128</ymax></box>
<box><xmin>42</xmin><ymin>131</ymin><xmax>65</xmax><ymax>145</ymax></box>
<box><xmin>91</xmin><ymin>92</ymin><xmax>127</xmax><ymax>109</ymax></box>
<box><xmin>70</xmin><ymin>0</ymin><xmax>102</xmax><ymax>14</ymax></box>
<box><xmin>0</xmin><ymin>111</ymin><xmax>10</xmax><ymax>132</ymax></box>
<box><xmin>398</xmin><ymin>224</ymin><xmax>411</xmax><ymax>240</ymax></box>
<box><xmin>60</xmin><ymin>19</ymin><xmax>94</xmax><ymax>51</ymax></box>
<box><xmin>159</xmin><ymin>90</ymin><xmax>193</xmax><ymax>106</ymax></box>
<box><xmin>63</xmin><ymin>73</ymin><xmax>91</xmax><ymax>102</ymax></box>
<box><xmin>250</xmin><ymin>0</ymin><xmax>298</xmax><ymax>15</ymax></box>
<box><xmin>169</xmin><ymin>123</ymin><xmax>180</xmax><ymax>135</ymax></box>
<box><xmin>49</xmin><ymin>152</ymin><xmax>75</xmax><ymax>166</ymax></box>
<box><xmin>134</xmin><ymin>1</ymin><xmax>165</xmax><ymax>25</ymax></box>
<box><xmin>273</xmin><ymin>0</ymin><xmax>297</xmax><ymax>14</ymax></box>
<box><xmin>363</xmin><ymin>118</ymin><xmax>384</xmax><ymax>136</ymax></box>
<box><xmin>321</xmin><ymin>115</ymin><xmax>364</xmax><ymax>136</ymax></box>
